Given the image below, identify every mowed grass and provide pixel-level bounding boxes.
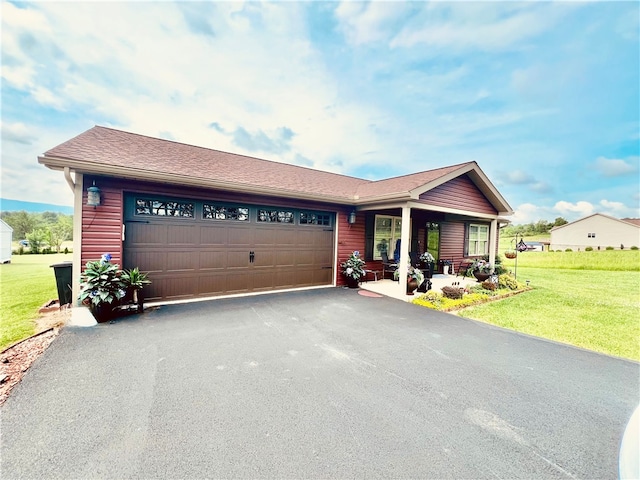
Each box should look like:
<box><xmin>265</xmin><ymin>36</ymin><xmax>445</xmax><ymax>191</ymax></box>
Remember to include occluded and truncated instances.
<box><xmin>459</xmin><ymin>250</ymin><xmax>640</xmax><ymax>361</ymax></box>
<box><xmin>0</xmin><ymin>254</ymin><xmax>71</xmax><ymax>350</ymax></box>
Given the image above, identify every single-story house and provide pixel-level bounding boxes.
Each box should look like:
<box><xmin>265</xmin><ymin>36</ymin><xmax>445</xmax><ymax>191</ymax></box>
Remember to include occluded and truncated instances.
<box><xmin>0</xmin><ymin>219</ymin><xmax>13</xmax><ymax>263</ymax></box>
<box><xmin>550</xmin><ymin>213</ymin><xmax>640</xmax><ymax>251</ymax></box>
<box><xmin>39</xmin><ymin>126</ymin><xmax>513</xmax><ymax>303</ymax></box>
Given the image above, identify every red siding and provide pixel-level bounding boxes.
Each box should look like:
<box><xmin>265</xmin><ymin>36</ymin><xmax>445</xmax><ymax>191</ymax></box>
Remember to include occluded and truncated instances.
<box><xmin>419</xmin><ymin>175</ymin><xmax>497</xmax><ymax>215</ymax></box>
<box><xmin>81</xmin><ymin>176</ymin><xmax>124</xmax><ymax>266</ymax></box>
<box><xmin>335</xmin><ymin>209</ymin><xmax>366</xmax><ymax>286</ymax></box>
<box><xmin>439</xmin><ymin>221</ymin><xmax>466</xmax><ymax>273</ymax></box>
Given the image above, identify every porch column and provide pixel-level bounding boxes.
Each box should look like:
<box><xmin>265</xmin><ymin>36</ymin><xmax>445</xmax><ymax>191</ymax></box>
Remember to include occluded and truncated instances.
<box><xmin>489</xmin><ymin>218</ymin><xmax>497</xmax><ymax>272</ymax></box>
<box><xmin>397</xmin><ymin>205</ymin><xmax>411</xmax><ymax>297</ymax></box>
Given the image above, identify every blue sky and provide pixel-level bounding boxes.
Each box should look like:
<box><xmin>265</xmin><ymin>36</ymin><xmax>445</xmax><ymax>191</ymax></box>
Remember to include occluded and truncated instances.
<box><xmin>1</xmin><ymin>1</ymin><xmax>638</xmax><ymax>223</ymax></box>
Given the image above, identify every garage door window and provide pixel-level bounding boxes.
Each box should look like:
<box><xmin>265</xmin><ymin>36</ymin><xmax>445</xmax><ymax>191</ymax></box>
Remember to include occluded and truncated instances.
<box><xmin>135</xmin><ymin>199</ymin><xmax>194</xmax><ymax>217</ymax></box>
<box><xmin>203</xmin><ymin>204</ymin><xmax>249</xmax><ymax>221</ymax></box>
<box><xmin>300</xmin><ymin>211</ymin><xmax>331</xmax><ymax>226</ymax></box>
<box><xmin>258</xmin><ymin>209</ymin><xmax>294</xmax><ymax>223</ymax></box>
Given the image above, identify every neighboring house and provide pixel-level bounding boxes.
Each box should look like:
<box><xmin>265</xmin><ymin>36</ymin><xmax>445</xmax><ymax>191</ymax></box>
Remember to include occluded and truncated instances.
<box><xmin>39</xmin><ymin>126</ymin><xmax>513</xmax><ymax>303</ymax></box>
<box><xmin>1</xmin><ymin>219</ymin><xmax>13</xmax><ymax>263</ymax></box>
<box><xmin>550</xmin><ymin>213</ymin><xmax>640</xmax><ymax>251</ymax></box>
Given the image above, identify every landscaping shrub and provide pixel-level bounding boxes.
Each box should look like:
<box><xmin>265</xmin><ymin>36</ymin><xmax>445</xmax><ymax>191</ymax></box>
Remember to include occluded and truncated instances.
<box><xmin>441</xmin><ymin>286</ymin><xmax>464</xmax><ymax>299</ymax></box>
<box><xmin>632</xmin><ymin>246</ymin><xmax>639</xmax><ymax>250</ymax></box>
<box><xmin>565</xmin><ymin>248</ymin><xmax>573</xmax><ymax>252</ymax></box>
<box><xmin>606</xmin><ymin>246</ymin><xmax>614</xmax><ymax>250</ymax></box>
<box><xmin>481</xmin><ymin>280</ymin><xmax>497</xmax><ymax>291</ymax></box>
<box><xmin>585</xmin><ymin>246</ymin><xmax>593</xmax><ymax>251</ymax></box>
<box><xmin>498</xmin><ymin>274</ymin><xmax>521</xmax><ymax>290</ymax></box>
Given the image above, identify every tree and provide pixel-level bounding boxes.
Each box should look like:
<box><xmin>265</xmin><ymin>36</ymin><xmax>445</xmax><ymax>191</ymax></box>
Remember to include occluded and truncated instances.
<box><xmin>26</xmin><ymin>229</ymin><xmax>48</xmax><ymax>254</ymax></box>
<box><xmin>1</xmin><ymin>211</ymin><xmax>37</xmax><ymax>239</ymax></box>
<box><xmin>48</xmin><ymin>216</ymin><xmax>73</xmax><ymax>253</ymax></box>
<box><xmin>553</xmin><ymin>217</ymin><xmax>568</xmax><ymax>227</ymax></box>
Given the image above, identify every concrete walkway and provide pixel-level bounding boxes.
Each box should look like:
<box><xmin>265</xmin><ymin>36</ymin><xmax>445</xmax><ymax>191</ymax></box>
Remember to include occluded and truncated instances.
<box><xmin>1</xmin><ymin>288</ymin><xmax>637</xmax><ymax>479</ymax></box>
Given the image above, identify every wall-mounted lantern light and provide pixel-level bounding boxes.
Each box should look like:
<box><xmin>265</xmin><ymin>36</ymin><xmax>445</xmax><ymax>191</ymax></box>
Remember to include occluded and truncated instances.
<box><xmin>87</xmin><ymin>181</ymin><xmax>101</xmax><ymax>208</ymax></box>
<box><xmin>348</xmin><ymin>210</ymin><xmax>357</xmax><ymax>224</ymax></box>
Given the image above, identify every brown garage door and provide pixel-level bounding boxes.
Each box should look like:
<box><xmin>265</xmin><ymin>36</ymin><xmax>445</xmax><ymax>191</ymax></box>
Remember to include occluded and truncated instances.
<box><xmin>123</xmin><ymin>195</ymin><xmax>335</xmax><ymax>302</ymax></box>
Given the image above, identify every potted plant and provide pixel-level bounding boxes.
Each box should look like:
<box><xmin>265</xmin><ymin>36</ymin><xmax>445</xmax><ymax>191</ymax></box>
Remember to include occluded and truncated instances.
<box><xmin>79</xmin><ymin>253</ymin><xmax>127</xmax><ymax>322</ymax></box>
<box><xmin>394</xmin><ymin>265</ymin><xmax>425</xmax><ymax>295</ymax></box>
<box><xmin>467</xmin><ymin>259</ymin><xmax>493</xmax><ymax>282</ymax></box>
<box><xmin>120</xmin><ymin>267</ymin><xmax>151</xmax><ymax>313</ymax></box>
<box><xmin>440</xmin><ymin>259</ymin><xmax>452</xmax><ymax>275</ymax></box>
<box><xmin>341</xmin><ymin>251</ymin><xmax>366</xmax><ymax>288</ymax></box>
<box><xmin>419</xmin><ymin>252</ymin><xmax>435</xmax><ymax>278</ymax></box>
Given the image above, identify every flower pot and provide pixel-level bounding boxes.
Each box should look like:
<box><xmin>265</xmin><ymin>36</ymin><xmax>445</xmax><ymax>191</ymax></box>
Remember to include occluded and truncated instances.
<box><xmin>90</xmin><ymin>303</ymin><xmax>116</xmax><ymax>323</ymax></box>
<box><xmin>406</xmin><ymin>278</ymin><xmax>419</xmax><ymax>295</ymax></box>
<box><xmin>505</xmin><ymin>252</ymin><xmax>517</xmax><ymax>259</ymax></box>
<box><xmin>345</xmin><ymin>276</ymin><xmax>359</xmax><ymax>289</ymax></box>
<box><xmin>473</xmin><ymin>271</ymin><xmax>491</xmax><ymax>282</ymax></box>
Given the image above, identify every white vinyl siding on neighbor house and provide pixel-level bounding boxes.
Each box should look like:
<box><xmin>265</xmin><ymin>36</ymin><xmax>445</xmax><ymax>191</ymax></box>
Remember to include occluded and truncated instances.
<box><xmin>467</xmin><ymin>224</ymin><xmax>489</xmax><ymax>256</ymax></box>
<box><xmin>551</xmin><ymin>214</ymin><xmax>640</xmax><ymax>250</ymax></box>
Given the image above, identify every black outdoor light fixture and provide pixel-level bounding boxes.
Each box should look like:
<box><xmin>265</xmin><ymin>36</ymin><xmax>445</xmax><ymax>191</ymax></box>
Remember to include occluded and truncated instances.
<box><xmin>86</xmin><ymin>181</ymin><xmax>101</xmax><ymax>208</ymax></box>
<box><xmin>348</xmin><ymin>210</ymin><xmax>357</xmax><ymax>224</ymax></box>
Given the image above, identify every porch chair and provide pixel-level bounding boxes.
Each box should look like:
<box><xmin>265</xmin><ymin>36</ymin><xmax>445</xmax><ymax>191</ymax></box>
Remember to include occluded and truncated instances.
<box><xmin>381</xmin><ymin>252</ymin><xmax>398</xmax><ymax>281</ymax></box>
<box><xmin>456</xmin><ymin>259</ymin><xmax>474</xmax><ymax>277</ymax></box>
<box><xmin>409</xmin><ymin>251</ymin><xmax>420</xmax><ymax>267</ymax></box>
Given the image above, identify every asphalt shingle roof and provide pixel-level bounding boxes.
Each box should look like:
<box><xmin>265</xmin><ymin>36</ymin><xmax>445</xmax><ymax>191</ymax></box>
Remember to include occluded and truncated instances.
<box><xmin>43</xmin><ymin>126</ymin><xmax>474</xmax><ymax>203</ymax></box>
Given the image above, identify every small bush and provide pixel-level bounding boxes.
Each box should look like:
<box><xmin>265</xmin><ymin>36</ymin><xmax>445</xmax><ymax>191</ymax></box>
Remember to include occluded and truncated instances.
<box><xmin>481</xmin><ymin>280</ymin><xmax>497</xmax><ymax>291</ymax></box>
<box><xmin>606</xmin><ymin>246</ymin><xmax>614</xmax><ymax>251</ymax></box>
<box><xmin>631</xmin><ymin>246</ymin><xmax>639</xmax><ymax>250</ymax></box>
<box><xmin>498</xmin><ymin>274</ymin><xmax>520</xmax><ymax>290</ymax></box>
<box><xmin>585</xmin><ymin>246</ymin><xmax>593</xmax><ymax>251</ymax></box>
<box><xmin>565</xmin><ymin>248</ymin><xmax>573</xmax><ymax>252</ymax></box>
<box><xmin>441</xmin><ymin>286</ymin><xmax>464</xmax><ymax>299</ymax></box>
<box><xmin>64</xmin><ymin>247</ymin><xmax>69</xmax><ymax>254</ymax></box>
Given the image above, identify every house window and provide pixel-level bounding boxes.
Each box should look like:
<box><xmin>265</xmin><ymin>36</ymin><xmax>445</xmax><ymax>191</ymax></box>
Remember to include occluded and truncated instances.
<box><xmin>203</xmin><ymin>204</ymin><xmax>249</xmax><ymax>221</ymax></box>
<box><xmin>467</xmin><ymin>223</ymin><xmax>489</xmax><ymax>256</ymax></box>
<box><xmin>374</xmin><ymin>215</ymin><xmax>402</xmax><ymax>260</ymax></box>
<box><xmin>135</xmin><ymin>199</ymin><xmax>194</xmax><ymax>218</ymax></box>
<box><xmin>300</xmin><ymin>211</ymin><xmax>331</xmax><ymax>226</ymax></box>
<box><xmin>588</xmin><ymin>233</ymin><xmax>596</xmax><ymax>238</ymax></box>
<box><xmin>258</xmin><ymin>209</ymin><xmax>294</xmax><ymax>223</ymax></box>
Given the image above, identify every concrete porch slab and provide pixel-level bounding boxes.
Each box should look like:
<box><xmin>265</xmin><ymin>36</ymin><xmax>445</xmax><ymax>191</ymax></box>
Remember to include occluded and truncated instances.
<box><xmin>359</xmin><ymin>274</ymin><xmax>479</xmax><ymax>302</ymax></box>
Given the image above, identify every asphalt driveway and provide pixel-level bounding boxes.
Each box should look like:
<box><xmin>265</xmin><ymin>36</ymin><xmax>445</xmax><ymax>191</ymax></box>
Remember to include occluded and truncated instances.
<box><xmin>2</xmin><ymin>288</ymin><xmax>638</xmax><ymax>479</ymax></box>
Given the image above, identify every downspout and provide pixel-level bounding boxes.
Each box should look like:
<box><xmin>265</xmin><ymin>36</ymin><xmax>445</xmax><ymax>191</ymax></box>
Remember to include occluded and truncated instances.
<box><xmin>69</xmin><ymin>171</ymin><xmax>84</xmax><ymax>306</ymax></box>
<box><xmin>64</xmin><ymin>167</ymin><xmax>75</xmax><ymax>192</ymax></box>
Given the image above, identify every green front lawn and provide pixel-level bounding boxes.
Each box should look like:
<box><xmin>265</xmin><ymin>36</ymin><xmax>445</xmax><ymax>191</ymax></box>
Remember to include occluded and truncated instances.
<box><xmin>456</xmin><ymin>268</ymin><xmax>640</xmax><ymax>361</ymax></box>
<box><xmin>0</xmin><ymin>254</ymin><xmax>71</xmax><ymax>350</ymax></box>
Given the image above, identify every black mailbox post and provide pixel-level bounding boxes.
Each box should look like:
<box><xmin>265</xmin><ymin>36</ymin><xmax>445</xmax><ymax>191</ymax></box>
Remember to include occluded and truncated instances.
<box><xmin>50</xmin><ymin>262</ymin><xmax>73</xmax><ymax>306</ymax></box>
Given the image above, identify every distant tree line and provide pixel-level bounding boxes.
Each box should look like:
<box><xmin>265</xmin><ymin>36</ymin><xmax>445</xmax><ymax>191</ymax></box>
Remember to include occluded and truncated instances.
<box><xmin>502</xmin><ymin>217</ymin><xmax>568</xmax><ymax>237</ymax></box>
<box><xmin>1</xmin><ymin>211</ymin><xmax>73</xmax><ymax>253</ymax></box>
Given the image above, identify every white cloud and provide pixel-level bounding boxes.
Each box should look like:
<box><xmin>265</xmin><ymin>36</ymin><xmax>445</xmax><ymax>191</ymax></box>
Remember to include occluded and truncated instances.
<box><xmin>553</xmin><ymin>200</ymin><xmax>594</xmax><ymax>218</ymax></box>
<box><xmin>2</xmin><ymin>1</ymin><xmax>388</xmax><ymax>183</ymax></box>
<box><xmin>593</xmin><ymin>156</ymin><xmax>639</xmax><ymax>177</ymax></box>
<box><xmin>335</xmin><ymin>1</ymin><xmax>414</xmax><ymax>46</ymax></box>
<box><xmin>390</xmin><ymin>3</ymin><xmax>576</xmax><ymax>51</ymax></box>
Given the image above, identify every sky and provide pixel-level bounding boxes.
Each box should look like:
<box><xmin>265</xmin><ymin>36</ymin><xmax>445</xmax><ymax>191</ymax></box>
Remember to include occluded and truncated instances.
<box><xmin>1</xmin><ymin>1</ymin><xmax>639</xmax><ymax>223</ymax></box>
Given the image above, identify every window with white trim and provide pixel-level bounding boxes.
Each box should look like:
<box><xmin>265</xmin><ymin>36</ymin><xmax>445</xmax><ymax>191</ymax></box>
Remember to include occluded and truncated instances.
<box><xmin>467</xmin><ymin>224</ymin><xmax>489</xmax><ymax>256</ymax></box>
<box><xmin>374</xmin><ymin>215</ymin><xmax>402</xmax><ymax>260</ymax></box>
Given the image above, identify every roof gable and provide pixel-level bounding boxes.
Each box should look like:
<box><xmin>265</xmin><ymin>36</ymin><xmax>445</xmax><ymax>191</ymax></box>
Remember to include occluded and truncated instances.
<box><xmin>551</xmin><ymin>213</ymin><xmax>640</xmax><ymax>231</ymax></box>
